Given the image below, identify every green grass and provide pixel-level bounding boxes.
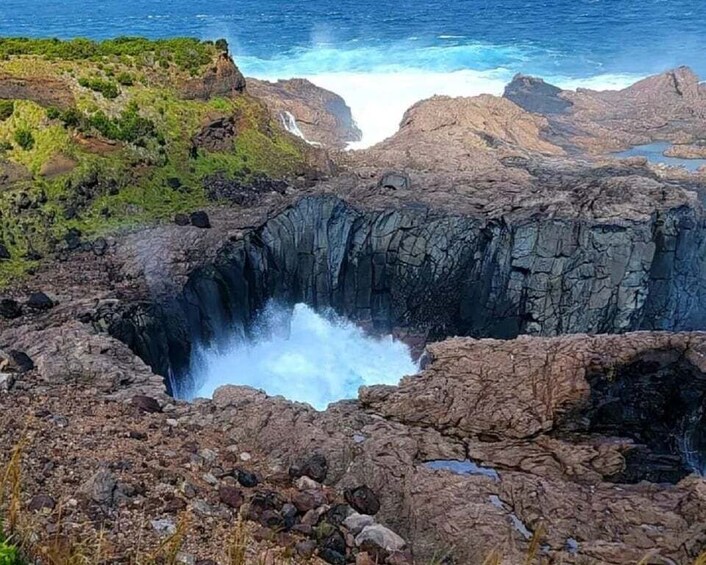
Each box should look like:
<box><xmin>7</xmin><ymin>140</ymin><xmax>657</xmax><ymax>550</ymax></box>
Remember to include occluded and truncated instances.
<box><xmin>0</xmin><ymin>39</ymin><xmax>311</xmax><ymax>288</ymax></box>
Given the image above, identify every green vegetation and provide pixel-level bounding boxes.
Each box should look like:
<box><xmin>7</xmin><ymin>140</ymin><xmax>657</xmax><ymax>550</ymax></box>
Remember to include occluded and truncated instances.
<box><xmin>0</xmin><ymin>37</ymin><xmax>217</xmax><ymax>73</ymax></box>
<box><xmin>0</xmin><ymin>37</ymin><xmax>311</xmax><ymax>288</ymax></box>
<box><xmin>0</xmin><ymin>531</ymin><xmax>23</xmax><ymax>565</ymax></box>
<box><xmin>0</xmin><ymin>101</ymin><xmax>14</xmax><ymax>121</ymax></box>
<box><xmin>12</xmin><ymin>129</ymin><xmax>34</xmax><ymax>151</ymax></box>
<box><xmin>78</xmin><ymin>76</ymin><xmax>120</xmax><ymax>99</ymax></box>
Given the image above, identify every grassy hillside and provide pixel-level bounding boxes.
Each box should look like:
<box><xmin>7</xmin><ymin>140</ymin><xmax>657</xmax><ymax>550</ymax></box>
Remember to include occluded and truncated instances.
<box><xmin>0</xmin><ymin>38</ymin><xmax>312</xmax><ymax>287</ymax></box>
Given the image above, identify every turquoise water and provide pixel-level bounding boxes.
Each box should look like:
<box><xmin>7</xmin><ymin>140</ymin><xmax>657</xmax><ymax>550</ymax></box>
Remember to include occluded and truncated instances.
<box><xmin>615</xmin><ymin>142</ymin><xmax>706</xmax><ymax>171</ymax></box>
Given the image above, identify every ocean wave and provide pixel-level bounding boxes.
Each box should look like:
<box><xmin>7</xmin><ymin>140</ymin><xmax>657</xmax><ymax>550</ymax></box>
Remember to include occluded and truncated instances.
<box><xmin>235</xmin><ymin>41</ymin><xmax>645</xmax><ymax>148</ymax></box>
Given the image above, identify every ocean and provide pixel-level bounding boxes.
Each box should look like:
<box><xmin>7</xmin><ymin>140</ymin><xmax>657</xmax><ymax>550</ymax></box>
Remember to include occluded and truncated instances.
<box><xmin>1</xmin><ymin>0</ymin><xmax>704</xmax><ymax>145</ymax></box>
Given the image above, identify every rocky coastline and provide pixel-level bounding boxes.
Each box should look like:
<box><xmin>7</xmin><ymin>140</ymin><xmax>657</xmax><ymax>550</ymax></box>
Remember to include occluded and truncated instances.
<box><xmin>2</xmin><ymin>38</ymin><xmax>706</xmax><ymax>564</ymax></box>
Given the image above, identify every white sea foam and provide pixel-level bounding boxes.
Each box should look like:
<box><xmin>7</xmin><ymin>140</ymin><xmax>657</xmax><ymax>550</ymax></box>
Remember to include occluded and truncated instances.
<box><xmin>183</xmin><ymin>303</ymin><xmax>418</xmax><ymax>410</ymax></box>
<box><xmin>235</xmin><ymin>42</ymin><xmax>645</xmax><ymax>148</ymax></box>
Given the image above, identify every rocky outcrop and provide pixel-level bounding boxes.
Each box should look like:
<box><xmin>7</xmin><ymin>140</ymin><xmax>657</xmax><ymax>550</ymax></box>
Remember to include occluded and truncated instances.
<box><xmin>0</xmin><ymin>74</ymin><xmax>75</xmax><ymax>109</ymax></box>
<box><xmin>180</xmin><ymin>52</ymin><xmax>246</xmax><ymax>100</ymax></box>
<box><xmin>191</xmin><ymin>116</ymin><xmax>237</xmax><ymax>152</ymax></box>
<box><xmin>504</xmin><ymin>66</ymin><xmax>706</xmax><ymax>154</ymax></box>
<box><xmin>504</xmin><ymin>74</ymin><xmax>574</xmax><ymax>115</ymax></box>
<box><xmin>248</xmin><ymin>78</ymin><xmax>361</xmax><ymax>149</ymax></box>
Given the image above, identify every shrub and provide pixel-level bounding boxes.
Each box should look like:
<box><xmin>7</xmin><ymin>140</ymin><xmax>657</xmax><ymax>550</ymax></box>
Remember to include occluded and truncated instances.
<box><xmin>78</xmin><ymin>77</ymin><xmax>120</xmax><ymax>99</ymax></box>
<box><xmin>13</xmin><ymin>129</ymin><xmax>34</xmax><ymax>151</ymax></box>
<box><xmin>60</xmin><ymin>107</ymin><xmax>83</xmax><ymax>128</ymax></box>
<box><xmin>45</xmin><ymin>106</ymin><xmax>61</xmax><ymax>120</ymax></box>
<box><xmin>0</xmin><ymin>141</ymin><xmax>13</xmax><ymax>153</ymax></box>
<box><xmin>0</xmin><ymin>100</ymin><xmax>14</xmax><ymax>121</ymax></box>
<box><xmin>87</xmin><ymin>103</ymin><xmax>156</xmax><ymax>144</ymax></box>
<box><xmin>116</xmin><ymin>72</ymin><xmax>134</xmax><ymax>86</ymax></box>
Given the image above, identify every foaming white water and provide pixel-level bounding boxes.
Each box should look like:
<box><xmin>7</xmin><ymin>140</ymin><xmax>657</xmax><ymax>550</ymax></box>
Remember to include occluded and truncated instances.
<box><xmin>185</xmin><ymin>303</ymin><xmax>418</xmax><ymax>410</ymax></box>
<box><xmin>279</xmin><ymin>111</ymin><xmax>321</xmax><ymax>146</ymax></box>
<box><xmin>235</xmin><ymin>41</ymin><xmax>647</xmax><ymax>148</ymax></box>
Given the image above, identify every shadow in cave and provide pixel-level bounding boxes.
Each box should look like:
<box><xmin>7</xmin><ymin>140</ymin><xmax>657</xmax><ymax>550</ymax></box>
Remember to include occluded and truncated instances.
<box><xmin>566</xmin><ymin>349</ymin><xmax>706</xmax><ymax>483</ymax></box>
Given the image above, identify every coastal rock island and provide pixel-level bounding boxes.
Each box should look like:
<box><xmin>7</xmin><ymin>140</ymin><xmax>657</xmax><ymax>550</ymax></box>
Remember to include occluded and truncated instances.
<box><xmin>1</xmin><ymin>38</ymin><xmax>706</xmax><ymax>564</ymax></box>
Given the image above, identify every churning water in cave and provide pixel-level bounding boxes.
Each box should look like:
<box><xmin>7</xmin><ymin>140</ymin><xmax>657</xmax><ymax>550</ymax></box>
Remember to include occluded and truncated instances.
<box><xmin>171</xmin><ymin>302</ymin><xmax>418</xmax><ymax>410</ymax></box>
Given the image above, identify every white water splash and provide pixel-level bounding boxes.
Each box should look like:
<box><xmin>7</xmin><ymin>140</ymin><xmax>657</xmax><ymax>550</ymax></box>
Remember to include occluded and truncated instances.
<box><xmin>183</xmin><ymin>303</ymin><xmax>418</xmax><ymax>410</ymax></box>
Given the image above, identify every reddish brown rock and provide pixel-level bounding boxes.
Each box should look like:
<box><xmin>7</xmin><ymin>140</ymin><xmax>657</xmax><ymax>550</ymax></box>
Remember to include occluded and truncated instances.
<box><xmin>181</xmin><ymin>53</ymin><xmax>246</xmax><ymax>100</ymax></box>
<box><xmin>0</xmin><ymin>74</ymin><xmax>75</xmax><ymax>109</ymax></box>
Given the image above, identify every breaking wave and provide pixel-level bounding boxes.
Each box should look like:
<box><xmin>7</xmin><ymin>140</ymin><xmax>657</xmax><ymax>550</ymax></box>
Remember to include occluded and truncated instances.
<box><xmin>236</xmin><ymin>41</ymin><xmax>645</xmax><ymax>148</ymax></box>
<box><xmin>180</xmin><ymin>303</ymin><xmax>418</xmax><ymax>410</ymax></box>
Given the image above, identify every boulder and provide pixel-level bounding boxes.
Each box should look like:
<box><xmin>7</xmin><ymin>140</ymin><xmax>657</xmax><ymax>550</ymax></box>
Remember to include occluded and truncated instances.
<box><xmin>289</xmin><ymin>453</ymin><xmax>328</xmax><ymax>483</ymax></box>
<box><xmin>26</xmin><ymin>292</ymin><xmax>54</xmax><ymax>311</ymax></box>
<box><xmin>355</xmin><ymin>524</ymin><xmax>406</xmax><ymax>553</ymax></box>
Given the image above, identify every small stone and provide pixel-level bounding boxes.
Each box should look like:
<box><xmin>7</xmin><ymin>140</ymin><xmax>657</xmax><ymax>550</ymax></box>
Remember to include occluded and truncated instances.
<box><xmin>345</xmin><ymin>485</ymin><xmax>380</xmax><ymax>515</ymax></box>
<box><xmin>174</xmin><ymin>213</ymin><xmax>190</xmax><ymax>226</ymax></box>
<box><xmin>356</xmin><ymin>552</ymin><xmax>376</xmax><ymax>565</ymax></box>
<box><xmin>236</xmin><ymin>469</ymin><xmax>259</xmax><ymax>487</ymax></box>
<box><xmin>321</xmin><ymin>530</ymin><xmax>347</xmax><ymax>555</ymax></box>
<box><xmin>165</xmin><ymin>497</ymin><xmax>187</xmax><ymax>513</ymax></box>
<box><xmin>318</xmin><ymin>548</ymin><xmax>346</xmax><ymax>565</ymax></box>
<box><xmin>92</xmin><ymin>237</ymin><xmax>108</xmax><ymax>256</ymax></box>
<box><xmin>289</xmin><ymin>453</ymin><xmax>328</xmax><ymax>483</ymax></box>
<box><xmin>28</xmin><ymin>494</ymin><xmax>56</xmax><ymax>512</ymax></box>
<box><xmin>295</xmin><ymin>476</ymin><xmax>320</xmax><ymax>490</ymax></box>
<box><xmin>326</xmin><ymin>504</ymin><xmax>353</xmax><ymax>526</ymax></box>
<box><xmin>218</xmin><ymin>486</ymin><xmax>244</xmax><ymax>510</ymax></box>
<box><xmin>166</xmin><ymin>419</ymin><xmax>179</xmax><ymax>427</ymax></box>
<box><xmin>281</xmin><ymin>502</ymin><xmax>298</xmax><ymax>530</ymax></box>
<box><xmin>302</xmin><ymin>508</ymin><xmax>323</xmax><ymax>527</ymax></box>
<box><xmin>131</xmin><ymin>395</ymin><xmax>162</xmax><ymax>413</ymax></box>
<box><xmin>387</xmin><ymin>550</ymin><xmax>414</xmax><ymax>565</ymax></box>
<box><xmin>190</xmin><ymin>211</ymin><xmax>211</xmax><ymax>229</ymax></box>
<box><xmin>202</xmin><ymin>473</ymin><xmax>218</xmax><ymax>486</ymax></box>
<box><xmin>50</xmin><ymin>414</ymin><xmax>68</xmax><ymax>428</ymax></box>
<box><xmin>0</xmin><ymin>373</ymin><xmax>15</xmax><ymax>392</ymax></box>
<box><xmin>343</xmin><ymin>512</ymin><xmax>376</xmax><ymax>535</ymax></box>
<box><xmin>176</xmin><ymin>552</ymin><xmax>195</xmax><ymax>565</ymax></box>
<box><xmin>0</xmin><ymin>299</ymin><xmax>21</xmax><ymax>319</ymax></box>
<box><xmin>128</xmin><ymin>430</ymin><xmax>147</xmax><ymax>440</ymax></box>
<box><xmin>355</xmin><ymin>524</ymin><xmax>406</xmax><ymax>553</ymax></box>
<box><xmin>292</xmin><ymin>489</ymin><xmax>327</xmax><ymax>513</ymax></box>
<box><xmin>80</xmin><ymin>468</ymin><xmax>117</xmax><ymax>507</ymax></box>
<box><xmin>239</xmin><ymin>452</ymin><xmax>251</xmax><ymax>461</ymax></box>
<box><xmin>151</xmin><ymin>518</ymin><xmax>176</xmax><ymax>535</ymax></box>
<box><xmin>295</xmin><ymin>540</ymin><xmax>316</xmax><ymax>558</ymax></box>
<box><xmin>191</xmin><ymin>499</ymin><xmax>218</xmax><ymax>517</ymax></box>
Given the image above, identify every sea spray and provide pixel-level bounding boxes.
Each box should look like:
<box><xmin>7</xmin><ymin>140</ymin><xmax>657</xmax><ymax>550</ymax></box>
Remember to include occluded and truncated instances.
<box><xmin>181</xmin><ymin>302</ymin><xmax>418</xmax><ymax>410</ymax></box>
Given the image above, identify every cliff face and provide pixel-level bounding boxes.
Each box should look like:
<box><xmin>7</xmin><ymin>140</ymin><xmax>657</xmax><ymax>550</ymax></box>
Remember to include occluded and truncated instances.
<box><xmin>106</xmin><ymin>191</ymin><xmax>706</xmax><ymax>385</ymax></box>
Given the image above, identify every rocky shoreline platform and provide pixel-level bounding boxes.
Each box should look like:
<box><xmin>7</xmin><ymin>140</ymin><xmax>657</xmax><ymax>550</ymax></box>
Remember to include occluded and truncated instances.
<box><xmin>2</xmin><ymin>38</ymin><xmax>706</xmax><ymax>564</ymax></box>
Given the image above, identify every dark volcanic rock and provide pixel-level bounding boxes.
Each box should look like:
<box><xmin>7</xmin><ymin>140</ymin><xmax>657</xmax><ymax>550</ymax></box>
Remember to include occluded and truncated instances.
<box><xmin>289</xmin><ymin>453</ymin><xmax>328</xmax><ymax>483</ymax></box>
<box><xmin>28</xmin><ymin>494</ymin><xmax>56</xmax><ymax>512</ymax></box>
<box><xmin>189</xmin><ymin>211</ymin><xmax>211</xmax><ymax>229</ymax></box>
<box><xmin>318</xmin><ymin>548</ymin><xmax>346</xmax><ymax>565</ymax></box>
<box><xmin>174</xmin><ymin>213</ymin><xmax>190</xmax><ymax>226</ymax></box>
<box><xmin>0</xmin><ymin>298</ymin><xmax>21</xmax><ymax>319</ymax></box>
<box><xmin>503</xmin><ymin>74</ymin><xmax>573</xmax><ymax>114</ymax></box>
<box><xmin>236</xmin><ymin>468</ymin><xmax>259</xmax><ymax>488</ymax></box>
<box><xmin>26</xmin><ymin>292</ymin><xmax>54</xmax><ymax>311</ymax></box>
<box><xmin>92</xmin><ymin>237</ymin><xmax>108</xmax><ymax>256</ymax></box>
<box><xmin>204</xmin><ymin>172</ymin><xmax>288</xmax><ymax>206</ymax></box>
<box><xmin>0</xmin><ymin>243</ymin><xmax>10</xmax><ymax>260</ymax></box>
<box><xmin>9</xmin><ymin>350</ymin><xmax>34</xmax><ymax>372</ymax></box>
<box><xmin>131</xmin><ymin>395</ymin><xmax>162</xmax><ymax>413</ymax></box>
<box><xmin>218</xmin><ymin>485</ymin><xmax>244</xmax><ymax>509</ymax></box>
<box><xmin>344</xmin><ymin>485</ymin><xmax>380</xmax><ymax>515</ymax></box>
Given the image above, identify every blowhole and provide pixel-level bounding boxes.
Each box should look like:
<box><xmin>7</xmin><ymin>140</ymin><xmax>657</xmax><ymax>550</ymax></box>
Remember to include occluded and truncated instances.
<box><xmin>172</xmin><ymin>302</ymin><xmax>419</xmax><ymax>410</ymax></box>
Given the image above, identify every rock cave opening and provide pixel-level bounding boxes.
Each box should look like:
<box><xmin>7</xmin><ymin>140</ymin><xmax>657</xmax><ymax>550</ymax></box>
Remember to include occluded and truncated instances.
<box><xmin>572</xmin><ymin>350</ymin><xmax>706</xmax><ymax>483</ymax></box>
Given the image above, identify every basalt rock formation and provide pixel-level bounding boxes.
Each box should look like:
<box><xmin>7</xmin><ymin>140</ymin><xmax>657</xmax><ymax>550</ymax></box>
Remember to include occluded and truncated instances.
<box><xmin>248</xmin><ymin>78</ymin><xmax>362</xmax><ymax>148</ymax></box>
